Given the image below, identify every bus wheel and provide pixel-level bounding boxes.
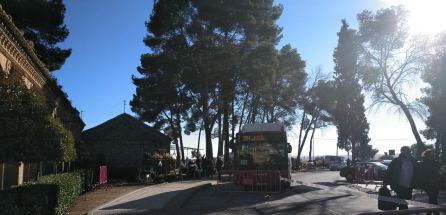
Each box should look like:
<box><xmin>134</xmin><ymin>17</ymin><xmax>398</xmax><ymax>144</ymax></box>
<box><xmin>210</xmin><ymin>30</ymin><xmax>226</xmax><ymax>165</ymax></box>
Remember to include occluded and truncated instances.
<box><xmin>346</xmin><ymin>173</ymin><xmax>353</xmax><ymax>183</ymax></box>
<box><xmin>282</xmin><ymin>182</ymin><xmax>291</xmax><ymax>190</ymax></box>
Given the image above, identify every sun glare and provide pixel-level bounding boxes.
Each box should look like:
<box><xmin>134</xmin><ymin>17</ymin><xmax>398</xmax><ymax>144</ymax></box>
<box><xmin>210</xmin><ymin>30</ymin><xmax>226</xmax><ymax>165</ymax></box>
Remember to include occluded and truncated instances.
<box><xmin>381</xmin><ymin>0</ymin><xmax>446</xmax><ymax>34</ymax></box>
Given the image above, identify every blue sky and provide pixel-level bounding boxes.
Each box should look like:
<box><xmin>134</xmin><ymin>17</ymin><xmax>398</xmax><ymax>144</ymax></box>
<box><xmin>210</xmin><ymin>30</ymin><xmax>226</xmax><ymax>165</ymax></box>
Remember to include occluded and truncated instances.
<box><xmin>55</xmin><ymin>0</ymin><xmax>427</xmax><ymax>157</ymax></box>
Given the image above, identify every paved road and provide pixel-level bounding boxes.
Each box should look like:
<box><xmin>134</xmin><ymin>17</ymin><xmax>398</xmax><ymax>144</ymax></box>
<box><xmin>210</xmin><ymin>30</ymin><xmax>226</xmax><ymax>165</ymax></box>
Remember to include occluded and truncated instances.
<box><xmin>173</xmin><ymin>170</ymin><xmax>381</xmax><ymax>215</ymax></box>
<box><xmin>90</xmin><ymin>171</ymin><xmax>383</xmax><ymax>214</ymax></box>
<box><xmin>90</xmin><ymin>181</ymin><xmax>213</xmax><ymax>215</ymax></box>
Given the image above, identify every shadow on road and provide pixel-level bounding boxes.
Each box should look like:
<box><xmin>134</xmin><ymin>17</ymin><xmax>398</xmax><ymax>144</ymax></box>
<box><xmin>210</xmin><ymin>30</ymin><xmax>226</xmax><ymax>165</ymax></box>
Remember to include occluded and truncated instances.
<box><xmin>257</xmin><ymin>194</ymin><xmax>353</xmax><ymax>214</ymax></box>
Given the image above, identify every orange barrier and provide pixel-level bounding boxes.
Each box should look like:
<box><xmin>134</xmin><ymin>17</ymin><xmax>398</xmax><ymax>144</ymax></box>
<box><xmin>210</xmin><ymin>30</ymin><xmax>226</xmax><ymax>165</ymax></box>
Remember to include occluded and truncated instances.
<box><xmin>216</xmin><ymin>170</ymin><xmax>282</xmax><ymax>193</ymax></box>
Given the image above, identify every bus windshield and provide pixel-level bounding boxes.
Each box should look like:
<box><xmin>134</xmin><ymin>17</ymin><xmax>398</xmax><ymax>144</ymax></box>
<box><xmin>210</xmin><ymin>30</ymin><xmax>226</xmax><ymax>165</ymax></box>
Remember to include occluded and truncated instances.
<box><xmin>235</xmin><ymin>138</ymin><xmax>288</xmax><ymax>169</ymax></box>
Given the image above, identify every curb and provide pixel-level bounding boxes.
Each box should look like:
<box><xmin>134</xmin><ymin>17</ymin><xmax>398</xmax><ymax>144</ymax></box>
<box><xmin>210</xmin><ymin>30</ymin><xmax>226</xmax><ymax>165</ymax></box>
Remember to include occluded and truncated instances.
<box><xmin>164</xmin><ymin>182</ymin><xmax>212</xmax><ymax>209</ymax></box>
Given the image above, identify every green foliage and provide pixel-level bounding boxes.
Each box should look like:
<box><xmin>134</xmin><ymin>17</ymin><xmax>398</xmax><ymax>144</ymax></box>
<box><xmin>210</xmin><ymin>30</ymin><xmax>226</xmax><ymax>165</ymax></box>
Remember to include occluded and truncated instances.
<box><xmin>421</xmin><ymin>35</ymin><xmax>446</xmax><ymax>163</ymax></box>
<box><xmin>0</xmin><ymin>0</ymin><xmax>71</xmax><ymax>71</ymax></box>
<box><xmin>0</xmin><ymin>83</ymin><xmax>57</xmax><ymax>162</ymax></box>
<box><xmin>48</xmin><ymin>118</ymin><xmax>77</xmax><ymax>162</ymax></box>
<box><xmin>0</xmin><ymin>184</ymin><xmax>58</xmax><ymax>215</ymax></box>
<box><xmin>410</xmin><ymin>143</ymin><xmax>433</xmax><ymax>159</ymax></box>
<box><xmin>28</xmin><ymin>171</ymin><xmax>84</xmax><ymax>215</ymax></box>
<box><xmin>132</xmin><ymin>0</ymin><xmax>300</xmax><ymax>160</ymax></box>
<box><xmin>331</xmin><ymin>20</ymin><xmax>375</xmax><ymax>161</ymax></box>
<box><xmin>0</xmin><ymin>170</ymin><xmax>93</xmax><ymax>215</ymax></box>
<box><xmin>0</xmin><ymin>82</ymin><xmax>76</xmax><ymax>162</ymax></box>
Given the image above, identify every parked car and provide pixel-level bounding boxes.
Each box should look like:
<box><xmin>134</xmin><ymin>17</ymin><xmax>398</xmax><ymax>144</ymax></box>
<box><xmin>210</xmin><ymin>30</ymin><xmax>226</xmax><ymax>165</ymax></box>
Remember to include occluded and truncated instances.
<box><xmin>340</xmin><ymin>162</ymin><xmax>387</xmax><ymax>183</ymax></box>
<box><xmin>329</xmin><ymin>160</ymin><xmax>347</xmax><ymax>171</ymax></box>
<box><xmin>380</xmin><ymin>160</ymin><xmax>392</xmax><ymax>166</ymax></box>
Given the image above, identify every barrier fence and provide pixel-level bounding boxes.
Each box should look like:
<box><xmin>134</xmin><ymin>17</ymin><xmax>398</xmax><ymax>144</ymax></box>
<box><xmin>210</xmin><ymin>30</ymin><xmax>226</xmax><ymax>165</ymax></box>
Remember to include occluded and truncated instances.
<box><xmin>352</xmin><ymin>166</ymin><xmax>384</xmax><ymax>189</ymax></box>
<box><xmin>358</xmin><ymin>207</ymin><xmax>446</xmax><ymax>215</ymax></box>
<box><xmin>216</xmin><ymin>170</ymin><xmax>282</xmax><ymax>193</ymax></box>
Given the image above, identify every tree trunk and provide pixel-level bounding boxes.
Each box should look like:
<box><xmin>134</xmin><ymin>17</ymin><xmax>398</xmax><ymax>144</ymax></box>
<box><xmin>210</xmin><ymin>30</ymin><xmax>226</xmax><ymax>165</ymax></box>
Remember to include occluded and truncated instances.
<box><xmin>385</xmin><ymin>73</ymin><xmax>423</xmax><ymax>157</ymax></box>
<box><xmin>223</xmin><ymin>97</ymin><xmax>230</xmax><ymax>159</ymax></box>
<box><xmin>205</xmin><ymin>124</ymin><xmax>213</xmax><ymax>158</ymax></box>
<box><xmin>398</xmin><ymin>102</ymin><xmax>423</xmax><ymax>157</ymax></box>
<box><xmin>309</xmin><ymin>124</ymin><xmax>316</xmax><ymax>161</ymax></box>
<box><xmin>174</xmin><ymin>138</ymin><xmax>181</xmax><ymax>163</ymax></box>
<box><xmin>351</xmin><ymin>140</ymin><xmax>356</xmax><ymax>162</ymax></box>
<box><xmin>250</xmin><ymin>96</ymin><xmax>259</xmax><ymax>123</ymax></box>
<box><xmin>297</xmin><ymin>111</ymin><xmax>306</xmax><ymax>160</ymax></box>
<box><xmin>238</xmin><ymin>93</ymin><xmax>248</xmax><ymax>132</ymax></box>
<box><xmin>197</xmin><ymin>120</ymin><xmax>203</xmax><ymax>155</ymax></box>
<box><xmin>217</xmin><ymin>112</ymin><xmax>223</xmax><ymax>156</ymax></box>
<box><xmin>228</xmin><ymin>99</ymin><xmax>235</xmax><ymax>163</ymax></box>
<box><xmin>297</xmin><ymin>116</ymin><xmax>316</xmax><ymax>161</ymax></box>
<box><xmin>176</xmin><ymin>113</ymin><xmax>185</xmax><ymax>163</ymax></box>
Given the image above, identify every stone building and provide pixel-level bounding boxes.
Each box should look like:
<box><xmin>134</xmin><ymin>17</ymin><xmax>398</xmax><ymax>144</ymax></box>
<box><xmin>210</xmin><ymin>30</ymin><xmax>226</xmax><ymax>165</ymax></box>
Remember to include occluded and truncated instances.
<box><xmin>0</xmin><ymin>5</ymin><xmax>84</xmax><ymax>189</ymax></box>
<box><xmin>83</xmin><ymin>113</ymin><xmax>171</xmax><ymax>179</ymax></box>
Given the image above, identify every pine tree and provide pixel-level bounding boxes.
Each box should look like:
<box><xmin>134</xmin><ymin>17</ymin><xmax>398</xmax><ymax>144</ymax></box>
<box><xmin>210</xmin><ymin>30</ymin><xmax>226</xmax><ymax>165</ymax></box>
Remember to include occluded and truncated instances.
<box><xmin>421</xmin><ymin>35</ymin><xmax>446</xmax><ymax>164</ymax></box>
<box><xmin>332</xmin><ymin>20</ymin><xmax>376</xmax><ymax>161</ymax></box>
<box><xmin>131</xmin><ymin>0</ymin><xmax>192</xmax><ymax>162</ymax></box>
<box><xmin>0</xmin><ymin>0</ymin><xmax>71</xmax><ymax>71</ymax></box>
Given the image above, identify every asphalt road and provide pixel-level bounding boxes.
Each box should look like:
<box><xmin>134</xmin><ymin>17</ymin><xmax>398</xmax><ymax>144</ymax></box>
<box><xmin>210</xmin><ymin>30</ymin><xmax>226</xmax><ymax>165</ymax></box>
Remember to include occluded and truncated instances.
<box><xmin>169</xmin><ymin>170</ymin><xmax>381</xmax><ymax>215</ymax></box>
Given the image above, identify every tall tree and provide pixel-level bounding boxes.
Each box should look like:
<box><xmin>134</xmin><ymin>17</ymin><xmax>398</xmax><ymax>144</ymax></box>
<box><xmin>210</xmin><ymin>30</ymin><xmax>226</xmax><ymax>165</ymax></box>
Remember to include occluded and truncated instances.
<box><xmin>296</xmin><ymin>72</ymin><xmax>331</xmax><ymax>163</ymax></box>
<box><xmin>257</xmin><ymin>44</ymin><xmax>306</xmax><ymax>126</ymax></box>
<box><xmin>131</xmin><ymin>0</ymin><xmax>192</xmax><ymax>162</ymax></box>
<box><xmin>0</xmin><ymin>82</ymin><xmax>75</xmax><ymax>162</ymax></box>
<box><xmin>332</xmin><ymin>20</ymin><xmax>375</xmax><ymax>161</ymax></box>
<box><xmin>357</xmin><ymin>6</ymin><xmax>427</xmax><ymax>157</ymax></box>
<box><xmin>134</xmin><ymin>0</ymin><xmax>306</xmax><ymax>160</ymax></box>
<box><xmin>421</xmin><ymin>33</ymin><xmax>446</xmax><ymax>164</ymax></box>
<box><xmin>190</xmin><ymin>0</ymin><xmax>285</xmax><ymax>159</ymax></box>
<box><xmin>0</xmin><ymin>0</ymin><xmax>71</xmax><ymax>71</ymax></box>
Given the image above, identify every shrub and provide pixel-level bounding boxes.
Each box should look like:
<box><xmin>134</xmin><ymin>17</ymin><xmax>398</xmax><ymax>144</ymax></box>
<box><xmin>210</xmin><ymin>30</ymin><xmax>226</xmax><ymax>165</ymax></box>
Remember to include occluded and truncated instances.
<box><xmin>29</xmin><ymin>171</ymin><xmax>82</xmax><ymax>215</ymax></box>
<box><xmin>0</xmin><ymin>184</ymin><xmax>58</xmax><ymax>215</ymax></box>
<box><xmin>78</xmin><ymin>168</ymin><xmax>95</xmax><ymax>192</ymax></box>
<box><xmin>0</xmin><ymin>169</ymin><xmax>95</xmax><ymax>215</ymax></box>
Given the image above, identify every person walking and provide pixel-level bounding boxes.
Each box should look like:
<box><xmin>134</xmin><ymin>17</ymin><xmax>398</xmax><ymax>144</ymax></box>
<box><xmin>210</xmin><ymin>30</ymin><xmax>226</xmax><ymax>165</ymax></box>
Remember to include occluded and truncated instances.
<box><xmin>216</xmin><ymin>156</ymin><xmax>224</xmax><ymax>180</ymax></box>
<box><xmin>384</xmin><ymin>146</ymin><xmax>416</xmax><ymax>210</ymax></box>
<box><xmin>208</xmin><ymin>157</ymin><xmax>215</xmax><ymax>178</ymax></box>
<box><xmin>202</xmin><ymin>156</ymin><xmax>208</xmax><ymax>178</ymax></box>
<box><xmin>418</xmin><ymin>149</ymin><xmax>441</xmax><ymax>215</ymax></box>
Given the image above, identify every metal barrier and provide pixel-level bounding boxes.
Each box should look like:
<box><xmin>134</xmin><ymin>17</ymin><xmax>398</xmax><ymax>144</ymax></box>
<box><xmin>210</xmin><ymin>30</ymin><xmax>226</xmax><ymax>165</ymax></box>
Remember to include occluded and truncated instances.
<box><xmin>353</xmin><ymin>167</ymin><xmax>384</xmax><ymax>190</ymax></box>
<box><xmin>358</xmin><ymin>207</ymin><xmax>446</xmax><ymax>214</ymax></box>
<box><xmin>216</xmin><ymin>170</ymin><xmax>282</xmax><ymax>193</ymax></box>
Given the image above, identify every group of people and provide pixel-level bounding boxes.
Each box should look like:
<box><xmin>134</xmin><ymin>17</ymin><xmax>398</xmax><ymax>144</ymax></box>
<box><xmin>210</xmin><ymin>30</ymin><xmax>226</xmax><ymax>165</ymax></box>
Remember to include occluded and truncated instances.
<box><xmin>184</xmin><ymin>156</ymin><xmax>225</xmax><ymax>179</ymax></box>
<box><xmin>384</xmin><ymin>146</ymin><xmax>442</xmax><ymax>212</ymax></box>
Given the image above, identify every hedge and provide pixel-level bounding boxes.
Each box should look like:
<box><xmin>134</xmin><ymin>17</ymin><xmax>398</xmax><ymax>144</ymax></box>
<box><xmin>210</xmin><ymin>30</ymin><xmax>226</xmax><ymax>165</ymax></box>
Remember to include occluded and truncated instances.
<box><xmin>0</xmin><ymin>184</ymin><xmax>58</xmax><ymax>215</ymax></box>
<box><xmin>0</xmin><ymin>169</ymin><xmax>95</xmax><ymax>215</ymax></box>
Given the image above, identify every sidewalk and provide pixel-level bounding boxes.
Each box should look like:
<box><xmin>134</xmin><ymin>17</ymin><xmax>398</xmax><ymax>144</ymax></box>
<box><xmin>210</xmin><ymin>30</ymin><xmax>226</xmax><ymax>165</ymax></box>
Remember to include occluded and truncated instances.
<box><xmin>89</xmin><ymin>180</ymin><xmax>215</xmax><ymax>215</ymax></box>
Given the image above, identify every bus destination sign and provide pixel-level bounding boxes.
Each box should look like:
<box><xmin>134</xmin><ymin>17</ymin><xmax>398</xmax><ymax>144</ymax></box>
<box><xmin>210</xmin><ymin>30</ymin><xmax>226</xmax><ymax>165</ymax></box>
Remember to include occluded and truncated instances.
<box><xmin>242</xmin><ymin>134</ymin><xmax>266</xmax><ymax>142</ymax></box>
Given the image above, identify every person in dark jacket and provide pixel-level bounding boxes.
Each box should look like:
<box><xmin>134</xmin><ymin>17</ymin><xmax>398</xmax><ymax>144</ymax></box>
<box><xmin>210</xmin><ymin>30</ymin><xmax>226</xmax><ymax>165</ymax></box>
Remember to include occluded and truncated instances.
<box><xmin>418</xmin><ymin>149</ymin><xmax>441</xmax><ymax>214</ymax></box>
<box><xmin>383</xmin><ymin>146</ymin><xmax>416</xmax><ymax>210</ymax></box>
<box><xmin>216</xmin><ymin>156</ymin><xmax>224</xmax><ymax>180</ymax></box>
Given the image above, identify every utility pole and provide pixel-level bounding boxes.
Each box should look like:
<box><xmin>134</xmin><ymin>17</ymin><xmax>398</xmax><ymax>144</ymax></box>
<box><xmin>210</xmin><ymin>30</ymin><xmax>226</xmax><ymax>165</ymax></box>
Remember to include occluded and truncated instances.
<box><xmin>123</xmin><ymin>100</ymin><xmax>126</xmax><ymax>113</ymax></box>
